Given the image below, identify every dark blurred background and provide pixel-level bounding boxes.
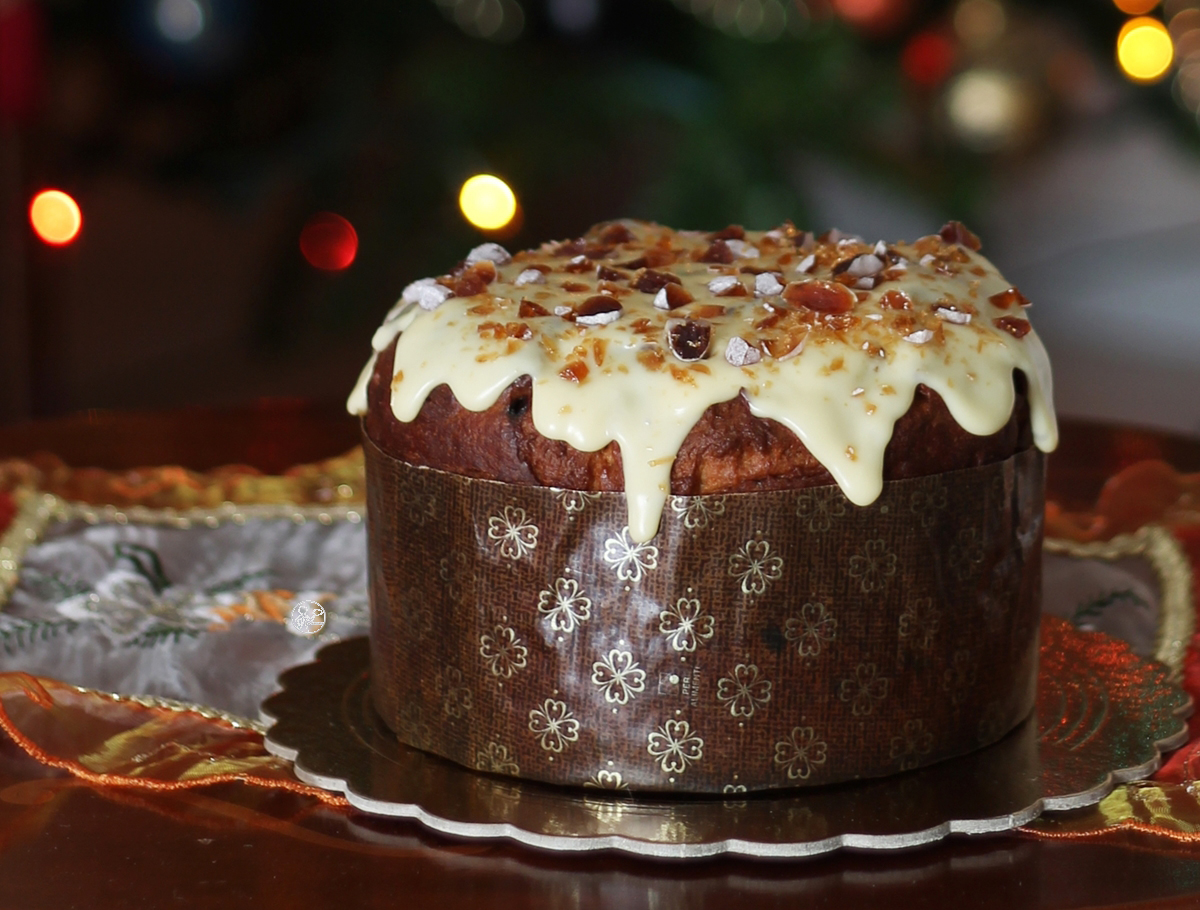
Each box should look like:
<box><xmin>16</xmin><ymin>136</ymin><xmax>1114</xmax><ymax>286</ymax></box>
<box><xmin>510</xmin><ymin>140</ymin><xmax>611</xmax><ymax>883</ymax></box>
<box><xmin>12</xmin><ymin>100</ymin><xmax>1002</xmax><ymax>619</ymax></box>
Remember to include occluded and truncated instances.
<box><xmin>2</xmin><ymin>0</ymin><xmax>1198</xmax><ymax>432</ymax></box>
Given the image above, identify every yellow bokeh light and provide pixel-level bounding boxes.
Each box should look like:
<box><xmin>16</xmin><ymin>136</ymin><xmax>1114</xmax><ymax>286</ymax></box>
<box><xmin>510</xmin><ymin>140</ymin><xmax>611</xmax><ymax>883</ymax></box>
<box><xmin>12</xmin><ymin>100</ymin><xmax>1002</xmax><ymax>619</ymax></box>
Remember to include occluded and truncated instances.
<box><xmin>1118</xmin><ymin>17</ymin><xmax>1174</xmax><ymax>82</ymax></box>
<box><xmin>459</xmin><ymin>174</ymin><xmax>517</xmax><ymax>231</ymax></box>
<box><xmin>1113</xmin><ymin>0</ymin><xmax>1159</xmax><ymax>15</ymax></box>
<box><xmin>29</xmin><ymin>189</ymin><xmax>83</xmax><ymax>245</ymax></box>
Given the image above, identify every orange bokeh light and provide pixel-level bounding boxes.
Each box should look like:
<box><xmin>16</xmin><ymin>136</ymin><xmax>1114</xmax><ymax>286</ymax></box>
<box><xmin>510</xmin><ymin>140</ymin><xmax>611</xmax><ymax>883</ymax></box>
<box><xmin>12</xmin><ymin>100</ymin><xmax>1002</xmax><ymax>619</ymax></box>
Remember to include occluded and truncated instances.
<box><xmin>299</xmin><ymin>212</ymin><xmax>358</xmax><ymax>271</ymax></box>
<box><xmin>29</xmin><ymin>189</ymin><xmax>83</xmax><ymax>246</ymax></box>
<box><xmin>1113</xmin><ymin>0</ymin><xmax>1160</xmax><ymax>15</ymax></box>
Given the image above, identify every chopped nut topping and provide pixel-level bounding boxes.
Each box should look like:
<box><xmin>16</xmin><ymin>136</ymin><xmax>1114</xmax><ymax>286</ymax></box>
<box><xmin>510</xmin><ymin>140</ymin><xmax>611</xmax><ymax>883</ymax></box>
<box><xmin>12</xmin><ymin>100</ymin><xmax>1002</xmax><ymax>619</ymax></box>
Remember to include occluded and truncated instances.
<box><xmin>725</xmin><ymin>239</ymin><xmax>760</xmax><ymax>259</ymax></box>
<box><xmin>553</xmin><ymin>305</ymin><xmax>573</xmax><ymax>317</ymax></box>
<box><xmin>698</xmin><ymin>239</ymin><xmax>735</xmax><ymax>264</ymax></box>
<box><xmin>597</xmin><ymin>265</ymin><xmax>627</xmax><ymax>282</ymax></box>
<box><xmin>879</xmin><ymin>289</ymin><xmax>912</xmax><ymax>310</ymax></box>
<box><xmin>552</xmin><ymin>239</ymin><xmax>585</xmax><ymax>257</ymax></box>
<box><xmin>514</xmin><ymin>268</ymin><xmax>546</xmax><ymax>287</ymax></box>
<box><xmin>448</xmin><ymin>261</ymin><xmax>497</xmax><ymax>297</ymax></box>
<box><xmin>403</xmin><ymin>277</ymin><xmax>454</xmax><ymax>311</ymax></box>
<box><xmin>666</xmin><ymin>319</ymin><xmax>712</xmax><ymax>362</ymax></box>
<box><xmin>934</xmin><ymin>306</ymin><xmax>972</xmax><ymax>325</ymax></box>
<box><xmin>710</xmin><ymin>225</ymin><xmax>746</xmax><ymax>241</ymax></box>
<box><xmin>559</xmin><ymin>360</ymin><xmax>589</xmax><ymax>382</ymax></box>
<box><xmin>754</xmin><ymin>272</ymin><xmax>785</xmax><ymax>297</ymax></box>
<box><xmin>988</xmin><ymin>287</ymin><xmax>1031</xmax><ymax>309</ymax></box>
<box><xmin>653</xmin><ymin>283</ymin><xmax>695</xmax><ymax>310</ymax></box>
<box><xmin>633</xmin><ymin>268</ymin><xmax>682</xmax><ymax>293</ymax></box>
<box><xmin>939</xmin><ymin>221</ymin><xmax>982</xmax><ymax>251</ymax></box>
<box><xmin>562</xmin><ymin>281</ymin><xmax>590</xmax><ymax>293</ymax></box>
<box><xmin>833</xmin><ymin>252</ymin><xmax>884</xmax><ymax>280</ymax></box>
<box><xmin>782</xmin><ymin>279</ymin><xmax>855</xmax><ymax>313</ymax></box>
<box><xmin>465</xmin><ymin>243</ymin><xmax>512</xmax><ymax>266</ymax></box>
<box><xmin>796</xmin><ymin>253</ymin><xmax>817</xmax><ymax>274</ymax></box>
<box><xmin>519</xmin><ymin>299</ymin><xmax>550</xmax><ymax>318</ymax></box>
<box><xmin>724</xmin><ymin>336</ymin><xmax>762</xmax><ymax>366</ymax></box>
<box><xmin>994</xmin><ymin>316</ymin><xmax>1031</xmax><ymax>338</ymax></box>
<box><xmin>565</xmin><ymin>255</ymin><xmax>593</xmax><ymax>273</ymax></box>
<box><xmin>707</xmin><ymin>275</ymin><xmax>747</xmax><ymax>297</ymax></box>
<box><xmin>575</xmin><ymin>295</ymin><xmax>623</xmax><ymax>326</ymax></box>
<box><xmin>904</xmin><ymin>329</ymin><xmax>935</xmax><ymax>344</ymax></box>
<box><xmin>597</xmin><ymin>223</ymin><xmax>634</xmax><ymax>244</ymax></box>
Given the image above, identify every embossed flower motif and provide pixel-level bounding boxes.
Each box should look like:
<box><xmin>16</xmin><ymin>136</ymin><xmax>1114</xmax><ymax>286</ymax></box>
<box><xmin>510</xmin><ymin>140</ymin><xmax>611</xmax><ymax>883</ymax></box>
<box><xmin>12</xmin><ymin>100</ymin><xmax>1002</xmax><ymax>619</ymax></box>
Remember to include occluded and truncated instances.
<box><xmin>728</xmin><ymin>536</ymin><xmax>784</xmax><ymax>596</ymax></box>
<box><xmin>716</xmin><ymin>663</ymin><xmax>772</xmax><ymax>718</ymax></box>
<box><xmin>658</xmin><ymin>597</ymin><xmax>715</xmax><ymax>652</ymax></box>
<box><xmin>670</xmin><ymin>495</ymin><xmax>727</xmax><ymax>530</ymax></box>
<box><xmin>839</xmin><ymin>663</ymin><xmax>890</xmax><ymax>716</ymax></box>
<box><xmin>889</xmin><ymin>719</ymin><xmax>934</xmax><ymax>771</ymax></box>
<box><xmin>528</xmin><ymin>698</ymin><xmax>581</xmax><ymax>753</ymax></box>
<box><xmin>647</xmin><ymin>719</ymin><xmax>704</xmax><ymax>774</ymax></box>
<box><xmin>774</xmin><ymin>726</ymin><xmax>828</xmax><ymax>781</ymax></box>
<box><xmin>847</xmin><ymin>539</ymin><xmax>897</xmax><ymax>594</ymax></box>
<box><xmin>591</xmin><ymin>649</ymin><xmax>647</xmax><ymax>704</ymax></box>
<box><xmin>584</xmin><ymin>770</ymin><xmax>629</xmax><ymax>790</ymax></box>
<box><xmin>537</xmin><ymin>576</ymin><xmax>592</xmax><ymax>634</ymax></box>
<box><xmin>436</xmin><ymin>666</ymin><xmax>473</xmax><ymax>719</ymax></box>
<box><xmin>479</xmin><ymin>624</ymin><xmax>529</xmax><ymax>678</ymax></box>
<box><xmin>898</xmin><ymin>597</ymin><xmax>940</xmax><ymax>650</ymax></box>
<box><xmin>602</xmin><ymin>527</ymin><xmax>659</xmax><ymax>583</ymax></box>
<box><xmin>475</xmin><ymin>741</ymin><xmax>520</xmax><ymax>776</ymax></box>
<box><xmin>909</xmin><ymin>484</ymin><xmax>949</xmax><ymax>530</ymax></box>
<box><xmin>784</xmin><ymin>601</ymin><xmax>838</xmax><ymax>658</ymax></box>
<box><xmin>555</xmin><ymin>489</ymin><xmax>601</xmax><ymax>514</ymax></box>
<box><xmin>723</xmin><ymin>784</ymin><xmax>748</xmax><ymax>794</ymax></box>
<box><xmin>437</xmin><ymin>551</ymin><xmax>474</xmax><ymax>607</ymax></box>
<box><xmin>396</xmin><ymin>702</ymin><xmax>433</xmax><ymax>749</ymax></box>
<box><xmin>400</xmin><ymin>474</ymin><xmax>438</xmax><ymax>527</ymax></box>
<box><xmin>942</xmin><ymin>649</ymin><xmax>976</xmax><ymax>704</ymax></box>
<box><xmin>949</xmin><ymin>527</ymin><xmax>986</xmax><ymax>580</ymax></box>
<box><xmin>487</xmin><ymin>505</ymin><xmax>539</xmax><ymax>560</ymax></box>
<box><xmin>795</xmin><ymin>493</ymin><xmax>846</xmax><ymax>533</ymax></box>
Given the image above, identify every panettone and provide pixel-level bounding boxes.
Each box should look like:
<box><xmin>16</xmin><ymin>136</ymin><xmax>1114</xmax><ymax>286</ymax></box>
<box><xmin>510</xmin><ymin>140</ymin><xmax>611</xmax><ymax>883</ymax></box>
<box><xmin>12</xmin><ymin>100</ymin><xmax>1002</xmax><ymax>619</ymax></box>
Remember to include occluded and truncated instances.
<box><xmin>348</xmin><ymin>220</ymin><xmax>1056</xmax><ymax>793</ymax></box>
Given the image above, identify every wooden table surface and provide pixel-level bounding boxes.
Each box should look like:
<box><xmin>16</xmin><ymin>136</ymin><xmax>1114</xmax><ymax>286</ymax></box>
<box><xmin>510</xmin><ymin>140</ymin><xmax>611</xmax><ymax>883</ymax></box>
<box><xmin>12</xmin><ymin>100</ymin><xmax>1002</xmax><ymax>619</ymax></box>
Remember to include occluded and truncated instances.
<box><xmin>2</xmin><ymin>403</ymin><xmax>1200</xmax><ymax>910</ymax></box>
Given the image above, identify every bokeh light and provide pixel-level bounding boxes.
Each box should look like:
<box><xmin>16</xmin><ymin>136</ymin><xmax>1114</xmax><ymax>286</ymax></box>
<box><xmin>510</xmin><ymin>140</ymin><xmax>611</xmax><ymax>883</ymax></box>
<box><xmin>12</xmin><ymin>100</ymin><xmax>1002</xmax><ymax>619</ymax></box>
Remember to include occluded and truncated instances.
<box><xmin>946</xmin><ymin>69</ymin><xmax>1026</xmax><ymax>151</ymax></box>
<box><xmin>154</xmin><ymin>0</ymin><xmax>207</xmax><ymax>43</ymax></box>
<box><xmin>1117</xmin><ymin>17</ymin><xmax>1174</xmax><ymax>83</ymax></box>
<box><xmin>1113</xmin><ymin>0</ymin><xmax>1161</xmax><ymax>14</ymax></box>
<box><xmin>902</xmin><ymin>31</ymin><xmax>956</xmax><ymax>88</ymax></box>
<box><xmin>459</xmin><ymin>174</ymin><xmax>518</xmax><ymax>231</ymax></box>
<box><xmin>299</xmin><ymin>212</ymin><xmax>358</xmax><ymax>271</ymax></box>
<box><xmin>29</xmin><ymin>190</ymin><xmax>83</xmax><ymax>246</ymax></box>
<box><xmin>953</xmin><ymin>0</ymin><xmax>1006</xmax><ymax>50</ymax></box>
<box><xmin>434</xmin><ymin>0</ymin><xmax>525</xmax><ymax>42</ymax></box>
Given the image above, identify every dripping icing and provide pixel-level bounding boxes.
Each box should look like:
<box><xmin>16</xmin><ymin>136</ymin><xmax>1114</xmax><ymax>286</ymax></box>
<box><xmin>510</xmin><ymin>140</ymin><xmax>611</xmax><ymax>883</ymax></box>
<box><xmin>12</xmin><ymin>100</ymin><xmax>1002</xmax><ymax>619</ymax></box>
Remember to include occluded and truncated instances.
<box><xmin>348</xmin><ymin>221</ymin><xmax>1057</xmax><ymax>542</ymax></box>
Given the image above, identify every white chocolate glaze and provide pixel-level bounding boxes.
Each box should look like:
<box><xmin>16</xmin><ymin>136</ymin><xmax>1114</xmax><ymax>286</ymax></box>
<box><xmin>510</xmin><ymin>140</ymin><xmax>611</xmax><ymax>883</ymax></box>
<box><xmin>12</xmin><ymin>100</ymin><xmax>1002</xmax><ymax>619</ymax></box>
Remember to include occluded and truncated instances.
<box><xmin>349</xmin><ymin>221</ymin><xmax>1057</xmax><ymax>542</ymax></box>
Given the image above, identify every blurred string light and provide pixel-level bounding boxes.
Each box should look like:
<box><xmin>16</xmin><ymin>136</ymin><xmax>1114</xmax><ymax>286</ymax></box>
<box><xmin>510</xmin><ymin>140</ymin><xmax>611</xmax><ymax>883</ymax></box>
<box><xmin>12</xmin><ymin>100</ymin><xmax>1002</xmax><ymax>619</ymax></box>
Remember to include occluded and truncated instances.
<box><xmin>154</xmin><ymin>0</ymin><xmax>207</xmax><ymax>44</ymax></box>
<box><xmin>433</xmin><ymin>0</ymin><xmax>525</xmax><ymax>41</ymax></box>
<box><xmin>945</xmin><ymin>68</ymin><xmax>1028</xmax><ymax>151</ymax></box>
<box><xmin>300</xmin><ymin>213</ymin><xmax>358</xmax><ymax>271</ymax></box>
<box><xmin>29</xmin><ymin>189</ymin><xmax>83</xmax><ymax>246</ymax></box>
<box><xmin>1117</xmin><ymin>16</ymin><xmax>1174</xmax><ymax>82</ymax></box>
<box><xmin>1169</xmin><ymin>2</ymin><xmax>1200</xmax><ymax>117</ymax></box>
<box><xmin>901</xmin><ymin>30</ymin><xmax>956</xmax><ymax>87</ymax></box>
<box><xmin>668</xmin><ymin>0</ymin><xmax>812</xmax><ymax>42</ymax></box>
<box><xmin>1113</xmin><ymin>0</ymin><xmax>1161</xmax><ymax>14</ymax></box>
<box><xmin>459</xmin><ymin>174</ymin><xmax>517</xmax><ymax>231</ymax></box>
<box><xmin>832</xmin><ymin>0</ymin><xmax>907</xmax><ymax>33</ymax></box>
<box><xmin>952</xmin><ymin>0</ymin><xmax>1005</xmax><ymax>50</ymax></box>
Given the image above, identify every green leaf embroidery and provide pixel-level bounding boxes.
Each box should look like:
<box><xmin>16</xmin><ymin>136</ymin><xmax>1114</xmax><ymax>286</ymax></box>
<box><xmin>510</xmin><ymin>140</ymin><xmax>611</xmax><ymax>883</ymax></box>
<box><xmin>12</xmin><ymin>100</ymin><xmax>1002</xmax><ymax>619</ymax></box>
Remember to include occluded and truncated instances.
<box><xmin>114</xmin><ymin>543</ymin><xmax>172</xmax><ymax>594</ymax></box>
<box><xmin>1071</xmin><ymin>588</ymin><xmax>1150</xmax><ymax>626</ymax></box>
<box><xmin>127</xmin><ymin>622</ymin><xmax>200</xmax><ymax>648</ymax></box>
<box><xmin>0</xmin><ymin>618</ymin><xmax>81</xmax><ymax>656</ymax></box>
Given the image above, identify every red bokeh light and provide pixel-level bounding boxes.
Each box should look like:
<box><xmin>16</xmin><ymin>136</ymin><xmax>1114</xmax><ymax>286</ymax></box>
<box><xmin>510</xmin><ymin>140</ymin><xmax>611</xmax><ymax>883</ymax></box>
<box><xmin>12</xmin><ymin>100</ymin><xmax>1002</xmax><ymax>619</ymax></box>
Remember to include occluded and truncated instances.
<box><xmin>300</xmin><ymin>212</ymin><xmax>358</xmax><ymax>271</ymax></box>
<box><xmin>902</xmin><ymin>31</ymin><xmax>957</xmax><ymax>88</ymax></box>
<box><xmin>832</xmin><ymin>0</ymin><xmax>908</xmax><ymax>32</ymax></box>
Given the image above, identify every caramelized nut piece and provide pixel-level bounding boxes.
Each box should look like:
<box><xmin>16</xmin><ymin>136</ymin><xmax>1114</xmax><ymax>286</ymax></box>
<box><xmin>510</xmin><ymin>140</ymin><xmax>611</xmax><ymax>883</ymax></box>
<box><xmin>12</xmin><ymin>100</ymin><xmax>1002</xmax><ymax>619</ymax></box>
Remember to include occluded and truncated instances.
<box><xmin>879</xmin><ymin>289</ymin><xmax>912</xmax><ymax>310</ymax></box>
<box><xmin>988</xmin><ymin>287</ymin><xmax>1031</xmax><ymax>309</ymax></box>
<box><xmin>519</xmin><ymin>299</ymin><xmax>550</xmax><ymax>318</ymax></box>
<box><xmin>782</xmin><ymin>279</ymin><xmax>855</xmax><ymax>313</ymax></box>
<box><xmin>707</xmin><ymin>275</ymin><xmax>747</xmax><ymax>297</ymax></box>
<box><xmin>754</xmin><ymin>272</ymin><xmax>785</xmax><ymax>297</ymax></box>
<box><xmin>402</xmin><ymin>277</ymin><xmax>453</xmax><ymax>311</ymax></box>
<box><xmin>653</xmin><ymin>283</ymin><xmax>695</xmax><ymax>310</ymax></box>
<box><xmin>633</xmin><ymin>268</ymin><xmax>682</xmax><ymax>293</ymax></box>
<box><xmin>994</xmin><ymin>316</ymin><xmax>1031</xmax><ymax>338</ymax></box>
<box><xmin>934</xmin><ymin>305</ymin><xmax>972</xmax><ymax>325</ymax></box>
<box><xmin>465</xmin><ymin>242</ymin><xmax>512</xmax><ymax>266</ymax></box>
<box><xmin>698</xmin><ymin>239</ymin><xmax>735</xmax><ymax>264</ymax></box>
<box><xmin>939</xmin><ymin>221</ymin><xmax>982</xmax><ymax>251</ymax></box>
<box><xmin>449</xmin><ymin>261</ymin><xmax>497</xmax><ymax>297</ymax></box>
<box><xmin>724</xmin><ymin>336</ymin><xmax>762</xmax><ymax>366</ymax></box>
<box><xmin>565</xmin><ymin>255</ymin><xmax>593</xmax><ymax>273</ymax></box>
<box><xmin>725</xmin><ymin>239</ymin><xmax>760</xmax><ymax>259</ymax></box>
<box><xmin>597</xmin><ymin>222</ymin><xmax>634</xmax><ymax>244</ymax></box>
<box><xmin>597</xmin><ymin>265</ymin><xmax>628</xmax><ymax>282</ymax></box>
<box><xmin>575</xmin><ymin>295</ymin><xmax>623</xmax><ymax>326</ymax></box>
<box><xmin>709</xmin><ymin>224</ymin><xmax>746</xmax><ymax>241</ymax></box>
<box><xmin>666</xmin><ymin>319</ymin><xmax>712</xmax><ymax>361</ymax></box>
<box><xmin>514</xmin><ymin>268</ymin><xmax>546</xmax><ymax>287</ymax></box>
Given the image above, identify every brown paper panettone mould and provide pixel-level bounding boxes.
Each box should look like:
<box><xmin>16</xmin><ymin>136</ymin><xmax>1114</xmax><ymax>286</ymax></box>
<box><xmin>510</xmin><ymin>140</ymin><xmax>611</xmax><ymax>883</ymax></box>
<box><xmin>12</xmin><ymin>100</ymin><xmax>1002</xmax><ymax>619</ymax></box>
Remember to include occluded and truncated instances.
<box><xmin>350</xmin><ymin>220</ymin><xmax>1058</xmax><ymax>793</ymax></box>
